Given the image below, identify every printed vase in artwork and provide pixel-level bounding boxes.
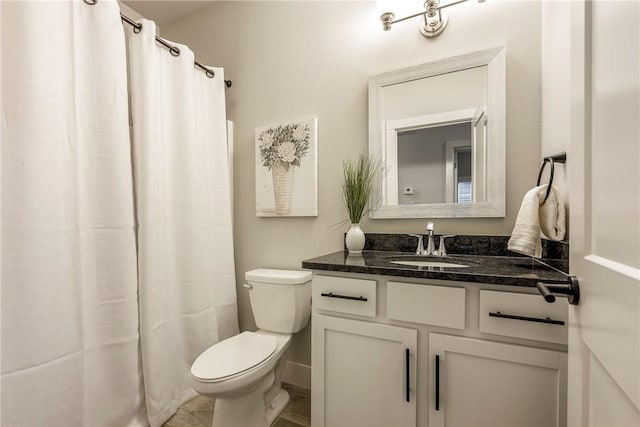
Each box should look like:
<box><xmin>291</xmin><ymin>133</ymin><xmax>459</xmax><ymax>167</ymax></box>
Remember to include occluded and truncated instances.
<box><xmin>272</xmin><ymin>163</ymin><xmax>295</xmax><ymax>214</ymax></box>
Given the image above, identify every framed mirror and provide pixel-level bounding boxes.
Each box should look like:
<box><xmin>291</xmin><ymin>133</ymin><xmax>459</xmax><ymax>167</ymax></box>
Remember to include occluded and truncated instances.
<box><xmin>368</xmin><ymin>47</ymin><xmax>506</xmax><ymax>218</ymax></box>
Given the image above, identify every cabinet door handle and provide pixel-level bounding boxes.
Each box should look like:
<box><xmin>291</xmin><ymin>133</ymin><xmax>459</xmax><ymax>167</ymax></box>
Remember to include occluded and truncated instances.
<box><xmin>488</xmin><ymin>311</ymin><xmax>565</xmax><ymax>325</ymax></box>
<box><xmin>405</xmin><ymin>348</ymin><xmax>410</xmax><ymax>402</ymax></box>
<box><xmin>435</xmin><ymin>354</ymin><xmax>440</xmax><ymax>411</ymax></box>
<box><xmin>320</xmin><ymin>292</ymin><xmax>367</xmax><ymax>302</ymax></box>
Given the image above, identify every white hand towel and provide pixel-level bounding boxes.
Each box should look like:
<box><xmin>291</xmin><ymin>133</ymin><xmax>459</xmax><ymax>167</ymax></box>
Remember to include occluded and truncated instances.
<box><xmin>507</xmin><ymin>185</ymin><xmax>566</xmax><ymax>258</ymax></box>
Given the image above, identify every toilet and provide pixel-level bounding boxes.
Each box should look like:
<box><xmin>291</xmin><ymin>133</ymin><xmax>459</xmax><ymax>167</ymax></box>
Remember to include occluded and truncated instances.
<box><xmin>190</xmin><ymin>268</ymin><xmax>312</xmax><ymax>427</ymax></box>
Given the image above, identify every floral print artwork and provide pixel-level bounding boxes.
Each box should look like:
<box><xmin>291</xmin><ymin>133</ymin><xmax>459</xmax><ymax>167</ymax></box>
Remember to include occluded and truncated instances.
<box><xmin>257</xmin><ymin>123</ymin><xmax>310</xmax><ymax>171</ymax></box>
<box><xmin>255</xmin><ymin>118</ymin><xmax>318</xmax><ymax>217</ymax></box>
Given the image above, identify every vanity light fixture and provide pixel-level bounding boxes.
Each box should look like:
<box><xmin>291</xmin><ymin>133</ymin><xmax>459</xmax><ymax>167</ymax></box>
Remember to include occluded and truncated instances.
<box><xmin>380</xmin><ymin>0</ymin><xmax>486</xmax><ymax>38</ymax></box>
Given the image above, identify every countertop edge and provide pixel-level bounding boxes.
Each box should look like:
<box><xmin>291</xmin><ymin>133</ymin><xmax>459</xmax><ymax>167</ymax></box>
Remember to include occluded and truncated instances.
<box><xmin>301</xmin><ymin>250</ymin><xmax>569</xmax><ymax>288</ymax></box>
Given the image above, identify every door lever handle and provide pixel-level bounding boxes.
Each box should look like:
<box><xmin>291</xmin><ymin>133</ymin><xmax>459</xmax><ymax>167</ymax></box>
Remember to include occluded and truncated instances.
<box><xmin>536</xmin><ymin>276</ymin><xmax>580</xmax><ymax>305</ymax></box>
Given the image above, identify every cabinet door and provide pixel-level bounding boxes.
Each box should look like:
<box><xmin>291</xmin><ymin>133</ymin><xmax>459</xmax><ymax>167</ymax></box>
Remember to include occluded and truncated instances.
<box><xmin>311</xmin><ymin>314</ymin><xmax>417</xmax><ymax>427</ymax></box>
<box><xmin>429</xmin><ymin>333</ymin><xmax>567</xmax><ymax>427</ymax></box>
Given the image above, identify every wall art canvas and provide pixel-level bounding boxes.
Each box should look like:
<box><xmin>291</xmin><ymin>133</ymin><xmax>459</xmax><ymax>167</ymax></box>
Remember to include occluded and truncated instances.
<box><xmin>255</xmin><ymin>117</ymin><xmax>318</xmax><ymax>217</ymax></box>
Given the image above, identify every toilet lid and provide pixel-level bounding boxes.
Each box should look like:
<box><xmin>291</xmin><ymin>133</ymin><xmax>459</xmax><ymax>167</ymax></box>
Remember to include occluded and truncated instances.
<box><xmin>191</xmin><ymin>332</ymin><xmax>278</xmax><ymax>381</ymax></box>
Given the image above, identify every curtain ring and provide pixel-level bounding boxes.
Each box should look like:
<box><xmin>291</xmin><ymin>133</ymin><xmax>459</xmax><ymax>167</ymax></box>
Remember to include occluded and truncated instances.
<box><xmin>170</xmin><ymin>46</ymin><xmax>181</xmax><ymax>57</ymax></box>
<box><xmin>205</xmin><ymin>69</ymin><xmax>215</xmax><ymax>78</ymax></box>
<box><xmin>83</xmin><ymin>0</ymin><xmax>98</xmax><ymax>4</ymax></box>
<box><xmin>120</xmin><ymin>14</ymin><xmax>143</xmax><ymax>33</ymax></box>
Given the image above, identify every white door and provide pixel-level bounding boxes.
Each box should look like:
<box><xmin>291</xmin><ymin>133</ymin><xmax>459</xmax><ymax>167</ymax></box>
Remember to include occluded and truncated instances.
<box><xmin>311</xmin><ymin>314</ymin><xmax>417</xmax><ymax>427</ymax></box>
<box><xmin>429</xmin><ymin>334</ymin><xmax>567</xmax><ymax>427</ymax></box>
<box><xmin>568</xmin><ymin>1</ymin><xmax>640</xmax><ymax>425</ymax></box>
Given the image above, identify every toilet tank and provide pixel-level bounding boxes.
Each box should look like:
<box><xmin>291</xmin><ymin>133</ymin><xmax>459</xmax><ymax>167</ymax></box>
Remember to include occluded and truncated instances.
<box><xmin>245</xmin><ymin>268</ymin><xmax>312</xmax><ymax>333</ymax></box>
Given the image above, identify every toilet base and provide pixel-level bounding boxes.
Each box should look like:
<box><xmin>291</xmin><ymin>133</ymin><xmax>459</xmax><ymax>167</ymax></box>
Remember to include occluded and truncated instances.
<box><xmin>210</xmin><ymin>373</ymin><xmax>290</xmax><ymax>427</ymax></box>
<box><xmin>265</xmin><ymin>388</ymin><xmax>290</xmax><ymax>426</ymax></box>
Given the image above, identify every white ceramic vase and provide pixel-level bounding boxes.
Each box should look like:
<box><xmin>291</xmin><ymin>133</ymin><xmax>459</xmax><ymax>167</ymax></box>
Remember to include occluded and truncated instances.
<box><xmin>345</xmin><ymin>223</ymin><xmax>366</xmax><ymax>254</ymax></box>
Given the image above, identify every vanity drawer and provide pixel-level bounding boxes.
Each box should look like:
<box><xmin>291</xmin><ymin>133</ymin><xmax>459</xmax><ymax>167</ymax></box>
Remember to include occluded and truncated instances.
<box><xmin>313</xmin><ymin>275</ymin><xmax>377</xmax><ymax>317</ymax></box>
<box><xmin>387</xmin><ymin>281</ymin><xmax>466</xmax><ymax>329</ymax></box>
<box><xmin>479</xmin><ymin>290</ymin><xmax>568</xmax><ymax>345</ymax></box>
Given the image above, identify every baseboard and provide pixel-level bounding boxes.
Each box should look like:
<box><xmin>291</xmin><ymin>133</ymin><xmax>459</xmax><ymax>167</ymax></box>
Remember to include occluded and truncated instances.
<box><xmin>282</xmin><ymin>360</ymin><xmax>311</xmax><ymax>389</ymax></box>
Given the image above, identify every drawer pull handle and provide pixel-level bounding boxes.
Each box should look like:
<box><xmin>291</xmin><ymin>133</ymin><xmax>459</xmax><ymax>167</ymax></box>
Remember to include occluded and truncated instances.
<box><xmin>435</xmin><ymin>354</ymin><xmax>440</xmax><ymax>411</ymax></box>
<box><xmin>320</xmin><ymin>292</ymin><xmax>367</xmax><ymax>302</ymax></box>
<box><xmin>405</xmin><ymin>348</ymin><xmax>411</xmax><ymax>402</ymax></box>
<box><xmin>488</xmin><ymin>311</ymin><xmax>565</xmax><ymax>325</ymax></box>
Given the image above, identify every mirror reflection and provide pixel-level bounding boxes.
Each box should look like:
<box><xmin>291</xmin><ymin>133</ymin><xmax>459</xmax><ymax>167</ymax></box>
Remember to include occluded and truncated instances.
<box><xmin>398</xmin><ymin>122</ymin><xmax>473</xmax><ymax>205</ymax></box>
<box><xmin>388</xmin><ymin>108</ymin><xmax>488</xmax><ymax>206</ymax></box>
<box><xmin>368</xmin><ymin>47</ymin><xmax>505</xmax><ymax>218</ymax></box>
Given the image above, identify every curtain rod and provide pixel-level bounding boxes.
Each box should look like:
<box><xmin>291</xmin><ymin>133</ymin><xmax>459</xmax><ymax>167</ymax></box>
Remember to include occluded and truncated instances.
<box><xmin>83</xmin><ymin>0</ymin><xmax>232</xmax><ymax>88</ymax></box>
<box><xmin>119</xmin><ymin>13</ymin><xmax>232</xmax><ymax>88</ymax></box>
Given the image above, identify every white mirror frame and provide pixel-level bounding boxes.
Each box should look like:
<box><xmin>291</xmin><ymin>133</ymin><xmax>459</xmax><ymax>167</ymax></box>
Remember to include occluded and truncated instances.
<box><xmin>368</xmin><ymin>47</ymin><xmax>506</xmax><ymax>218</ymax></box>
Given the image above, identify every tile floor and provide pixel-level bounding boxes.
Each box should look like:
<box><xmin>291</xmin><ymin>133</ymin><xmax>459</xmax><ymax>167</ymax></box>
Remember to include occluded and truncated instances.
<box><xmin>162</xmin><ymin>383</ymin><xmax>311</xmax><ymax>427</ymax></box>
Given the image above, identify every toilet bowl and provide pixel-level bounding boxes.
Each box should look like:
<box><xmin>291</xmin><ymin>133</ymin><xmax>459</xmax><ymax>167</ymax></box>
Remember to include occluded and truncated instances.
<box><xmin>190</xmin><ymin>268</ymin><xmax>311</xmax><ymax>427</ymax></box>
<box><xmin>191</xmin><ymin>330</ymin><xmax>291</xmax><ymax>398</ymax></box>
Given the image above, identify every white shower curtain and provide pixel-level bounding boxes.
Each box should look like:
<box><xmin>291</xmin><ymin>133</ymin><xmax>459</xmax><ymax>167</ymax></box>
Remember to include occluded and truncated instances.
<box><xmin>126</xmin><ymin>21</ymin><xmax>239</xmax><ymax>427</ymax></box>
<box><xmin>1</xmin><ymin>1</ymin><xmax>147</xmax><ymax>426</ymax></box>
<box><xmin>3</xmin><ymin>2</ymin><xmax>238</xmax><ymax>426</ymax></box>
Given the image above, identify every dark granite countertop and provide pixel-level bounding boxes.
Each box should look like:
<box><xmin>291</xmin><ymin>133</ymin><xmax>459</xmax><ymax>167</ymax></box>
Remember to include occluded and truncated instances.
<box><xmin>301</xmin><ymin>250</ymin><xmax>569</xmax><ymax>287</ymax></box>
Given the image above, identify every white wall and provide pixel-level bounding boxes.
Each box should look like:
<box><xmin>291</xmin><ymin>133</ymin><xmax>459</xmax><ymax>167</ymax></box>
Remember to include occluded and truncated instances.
<box><xmin>162</xmin><ymin>0</ymin><xmax>543</xmax><ymax>368</ymax></box>
<box><xmin>541</xmin><ymin>1</ymin><xmax>571</xmax><ymax>222</ymax></box>
<box><xmin>119</xmin><ymin>2</ymin><xmax>146</xmax><ymax>22</ymax></box>
<box><xmin>398</xmin><ymin>131</ymin><xmax>448</xmax><ymax>205</ymax></box>
<box><xmin>382</xmin><ymin>65</ymin><xmax>487</xmax><ymax>120</ymax></box>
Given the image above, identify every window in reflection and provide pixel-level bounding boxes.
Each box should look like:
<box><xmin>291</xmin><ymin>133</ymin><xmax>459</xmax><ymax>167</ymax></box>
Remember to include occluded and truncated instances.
<box><xmin>455</xmin><ymin>149</ymin><xmax>472</xmax><ymax>204</ymax></box>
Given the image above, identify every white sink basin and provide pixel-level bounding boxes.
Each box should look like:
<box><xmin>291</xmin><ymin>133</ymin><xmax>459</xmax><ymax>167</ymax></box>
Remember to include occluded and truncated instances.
<box><xmin>390</xmin><ymin>260</ymin><xmax>469</xmax><ymax>268</ymax></box>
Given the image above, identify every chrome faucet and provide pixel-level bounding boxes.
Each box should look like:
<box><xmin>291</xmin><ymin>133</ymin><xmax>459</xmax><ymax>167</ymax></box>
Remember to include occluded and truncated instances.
<box><xmin>437</xmin><ymin>235</ymin><xmax>456</xmax><ymax>256</ymax></box>
<box><xmin>408</xmin><ymin>234</ymin><xmax>426</xmax><ymax>255</ymax></box>
<box><xmin>425</xmin><ymin>222</ymin><xmax>437</xmax><ymax>255</ymax></box>
<box><xmin>409</xmin><ymin>222</ymin><xmax>436</xmax><ymax>255</ymax></box>
<box><xmin>410</xmin><ymin>223</ymin><xmax>455</xmax><ymax>256</ymax></box>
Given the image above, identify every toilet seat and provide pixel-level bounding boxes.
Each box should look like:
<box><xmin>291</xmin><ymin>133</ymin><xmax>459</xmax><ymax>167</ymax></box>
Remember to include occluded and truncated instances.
<box><xmin>191</xmin><ymin>332</ymin><xmax>277</xmax><ymax>383</ymax></box>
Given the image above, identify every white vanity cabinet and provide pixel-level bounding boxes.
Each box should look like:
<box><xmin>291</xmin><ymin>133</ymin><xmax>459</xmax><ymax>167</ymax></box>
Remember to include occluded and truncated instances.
<box><xmin>310</xmin><ymin>272</ymin><xmax>568</xmax><ymax>427</ymax></box>
<box><xmin>429</xmin><ymin>334</ymin><xmax>567</xmax><ymax>427</ymax></box>
<box><xmin>311</xmin><ymin>275</ymin><xmax>417</xmax><ymax>427</ymax></box>
<box><xmin>311</xmin><ymin>315</ymin><xmax>417</xmax><ymax>427</ymax></box>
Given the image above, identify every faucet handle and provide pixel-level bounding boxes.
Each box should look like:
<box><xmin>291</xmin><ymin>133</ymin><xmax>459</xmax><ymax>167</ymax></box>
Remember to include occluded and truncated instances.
<box><xmin>437</xmin><ymin>235</ymin><xmax>456</xmax><ymax>256</ymax></box>
<box><xmin>408</xmin><ymin>234</ymin><xmax>425</xmax><ymax>255</ymax></box>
